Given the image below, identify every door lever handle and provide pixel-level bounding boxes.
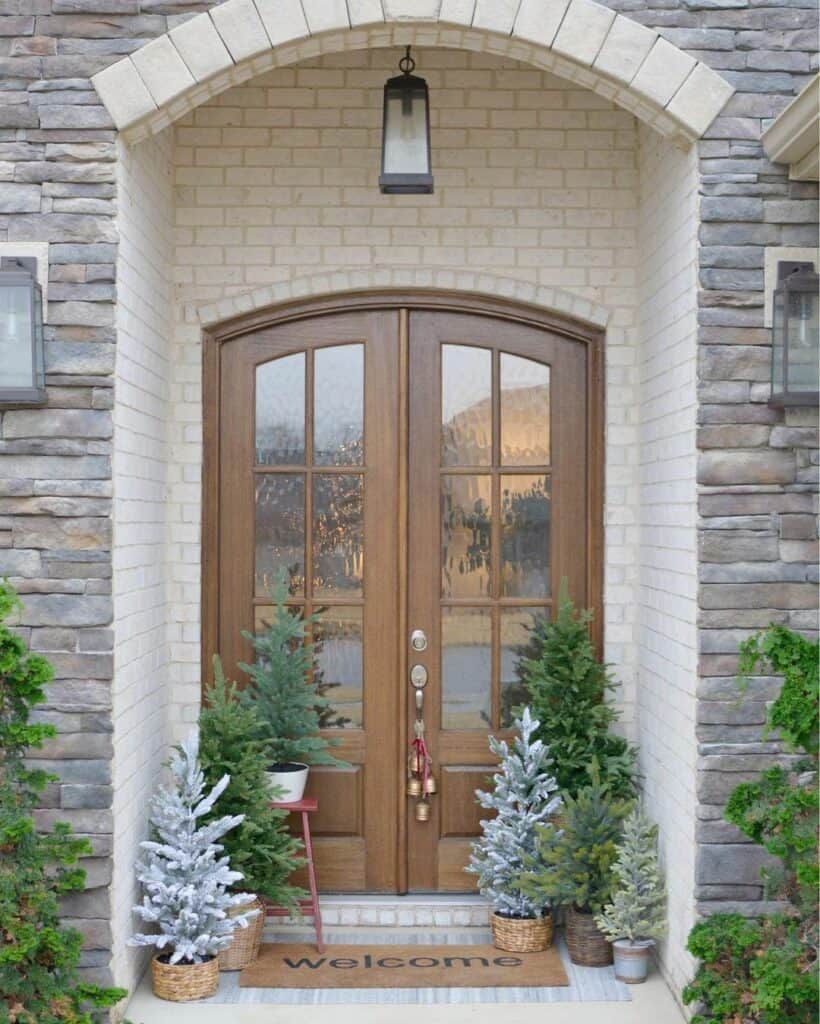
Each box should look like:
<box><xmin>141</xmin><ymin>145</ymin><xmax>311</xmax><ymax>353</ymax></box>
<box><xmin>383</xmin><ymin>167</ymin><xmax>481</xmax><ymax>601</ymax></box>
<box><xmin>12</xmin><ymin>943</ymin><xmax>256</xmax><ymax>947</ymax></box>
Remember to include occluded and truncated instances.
<box><xmin>415</xmin><ymin>687</ymin><xmax>424</xmax><ymax>712</ymax></box>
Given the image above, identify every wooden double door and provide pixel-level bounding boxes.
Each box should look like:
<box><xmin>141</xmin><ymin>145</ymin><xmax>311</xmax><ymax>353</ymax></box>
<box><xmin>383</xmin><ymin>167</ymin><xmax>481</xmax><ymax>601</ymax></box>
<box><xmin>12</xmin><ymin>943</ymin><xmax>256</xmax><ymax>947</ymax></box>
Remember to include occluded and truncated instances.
<box><xmin>208</xmin><ymin>297</ymin><xmax>601</xmax><ymax>893</ymax></box>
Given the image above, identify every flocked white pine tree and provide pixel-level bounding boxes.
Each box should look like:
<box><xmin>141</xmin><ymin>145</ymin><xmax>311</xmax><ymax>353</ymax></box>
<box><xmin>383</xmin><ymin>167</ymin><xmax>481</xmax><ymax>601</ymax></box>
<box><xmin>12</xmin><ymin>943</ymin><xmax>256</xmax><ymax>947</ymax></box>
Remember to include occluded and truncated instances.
<box><xmin>595</xmin><ymin>805</ymin><xmax>666</xmax><ymax>945</ymax></box>
<box><xmin>130</xmin><ymin>733</ymin><xmax>258</xmax><ymax>964</ymax></box>
<box><xmin>467</xmin><ymin>707</ymin><xmax>561</xmax><ymax>918</ymax></box>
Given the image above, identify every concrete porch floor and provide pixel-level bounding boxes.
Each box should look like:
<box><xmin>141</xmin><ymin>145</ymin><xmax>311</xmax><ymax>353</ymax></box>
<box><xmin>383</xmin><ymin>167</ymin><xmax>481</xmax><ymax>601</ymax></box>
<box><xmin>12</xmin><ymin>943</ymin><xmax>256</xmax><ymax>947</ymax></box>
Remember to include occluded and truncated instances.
<box><xmin>125</xmin><ymin>969</ymin><xmax>685</xmax><ymax>1023</ymax></box>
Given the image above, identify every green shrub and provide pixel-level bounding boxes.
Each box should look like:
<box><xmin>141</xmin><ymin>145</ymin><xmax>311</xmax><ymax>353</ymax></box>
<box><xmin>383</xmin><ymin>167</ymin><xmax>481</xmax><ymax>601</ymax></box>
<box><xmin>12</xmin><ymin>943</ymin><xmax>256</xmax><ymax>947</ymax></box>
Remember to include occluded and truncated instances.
<box><xmin>683</xmin><ymin>914</ymin><xmax>817</xmax><ymax>1024</ymax></box>
<box><xmin>0</xmin><ymin>582</ymin><xmax>126</xmax><ymax>1024</ymax></box>
<box><xmin>515</xmin><ymin>583</ymin><xmax>637</xmax><ymax>800</ymax></box>
<box><xmin>199</xmin><ymin>658</ymin><xmax>307</xmax><ymax>909</ymax></box>
<box><xmin>683</xmin><ymin>625</ymin><xmax>819</xmax><ymax>1024</ymax></box>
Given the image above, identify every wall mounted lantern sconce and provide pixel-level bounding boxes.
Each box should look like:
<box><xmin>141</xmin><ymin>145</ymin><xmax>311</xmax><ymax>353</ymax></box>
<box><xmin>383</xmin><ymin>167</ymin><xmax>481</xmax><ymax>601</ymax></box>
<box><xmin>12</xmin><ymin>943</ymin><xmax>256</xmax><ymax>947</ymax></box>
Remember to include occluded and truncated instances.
<box><xmin>379</xmin><ymin>46</ymin><xmax>434</xmax><ymax>195</ymax></box>
<box><xmin>770</xmin><ymin>261</ymin><xmax>819</xmax><ymax>407</ymax></box>
<box><xmin>0</xmin><ymin>256</ymin><xmax>46</xmax><ymax>407</ymax></box>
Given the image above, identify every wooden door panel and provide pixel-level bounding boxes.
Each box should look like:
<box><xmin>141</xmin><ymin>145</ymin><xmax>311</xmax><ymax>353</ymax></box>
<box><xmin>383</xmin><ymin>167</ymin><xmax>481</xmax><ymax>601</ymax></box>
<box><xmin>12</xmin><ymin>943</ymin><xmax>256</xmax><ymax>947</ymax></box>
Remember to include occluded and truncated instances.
<box><xmin>217</xmin><ymin>310</ymin><xmax>400</xmax><ymax>894</ymax></box>
<box><xmin>406</xmin><ymin>309</ymin><xmax>590</xmax><ymax>891</ymax></box>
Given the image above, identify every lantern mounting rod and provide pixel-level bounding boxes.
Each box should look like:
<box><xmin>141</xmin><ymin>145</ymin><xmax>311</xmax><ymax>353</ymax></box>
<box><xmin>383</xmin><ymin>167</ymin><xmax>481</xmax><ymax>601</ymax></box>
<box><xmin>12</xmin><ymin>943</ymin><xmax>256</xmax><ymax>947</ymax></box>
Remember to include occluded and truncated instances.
<box><xmin>399</xmin><ymin>46</ymin><xmax>415</xmax><ymax>76</ymax></box>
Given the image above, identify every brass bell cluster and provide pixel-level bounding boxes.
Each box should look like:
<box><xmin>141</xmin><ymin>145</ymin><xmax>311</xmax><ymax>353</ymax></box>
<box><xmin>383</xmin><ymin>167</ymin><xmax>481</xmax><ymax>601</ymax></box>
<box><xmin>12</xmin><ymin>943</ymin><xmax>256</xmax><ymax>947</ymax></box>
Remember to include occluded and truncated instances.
<box><xmin>408</xmin><ymin>669</ymin><xmax>436</xmax><ymax>822</ymax></box>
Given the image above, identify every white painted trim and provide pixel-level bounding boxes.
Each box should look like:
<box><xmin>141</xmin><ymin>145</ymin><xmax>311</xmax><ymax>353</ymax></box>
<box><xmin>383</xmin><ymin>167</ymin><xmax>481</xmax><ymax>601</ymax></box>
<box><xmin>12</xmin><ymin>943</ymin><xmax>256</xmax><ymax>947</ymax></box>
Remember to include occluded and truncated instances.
<box><xmin>91</xmin><ymin>2</ymin><xmax>733</xmax><ymax>145</ymax></box>
<box><xmin>190</xmin><ymin>267</ymin><xmax>613</xmax><ymax>330</ymax></box>
<box><xmin>762</xmin><ymin>73</ymin><xmax>820</xmax><ymax>182</ymax></box>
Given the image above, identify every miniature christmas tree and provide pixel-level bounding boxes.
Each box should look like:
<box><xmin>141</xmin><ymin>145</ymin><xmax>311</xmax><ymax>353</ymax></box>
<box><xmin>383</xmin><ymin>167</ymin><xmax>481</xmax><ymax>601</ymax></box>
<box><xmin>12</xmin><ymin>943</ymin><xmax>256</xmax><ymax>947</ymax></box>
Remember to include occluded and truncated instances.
<box><xmin>240</xmin><ymin>570</ymin><xmax>345</xmax><ymax>768</ymax></box>
<box><xmin>522</xmin><ymin>769</ymin><xmax>632</xmax><ymax>915</ymax></box>
<box><xmin>200</xmin><ymin>657</ymin><xmax>306</xmax><ymax>907</ymax></box>
<box><xmin>0</xmin><ymin>582</ymin><xmax>126</xmax><ymax>1022</ymax></box>
<box><xmin>595</xmin><ymin>806</ymin><xmax>666</xmax><ymax>945</ymax></box>
<box><xmin>516</xmin><ymin>582</ymin><xmax>637</xmax><ymax>800</ymax></box>
<box><xmin>130</xmin><ymin>733</ymin><xmax>257</xmax><ymax>964</ymax></box>
<box><xmin>467</xmin><ymin>707</ymin><xmax>561</xmax><ymax>918</ymax></box>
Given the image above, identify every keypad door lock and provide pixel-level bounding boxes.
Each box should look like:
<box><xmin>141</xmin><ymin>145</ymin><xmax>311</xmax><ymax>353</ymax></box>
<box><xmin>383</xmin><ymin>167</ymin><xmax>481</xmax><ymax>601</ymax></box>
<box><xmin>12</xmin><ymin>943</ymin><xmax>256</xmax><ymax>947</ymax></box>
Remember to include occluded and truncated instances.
<box><xmin>410</xmin><ymin>629</ymin><xmax>428</xmax><ymax>652</ymax></box>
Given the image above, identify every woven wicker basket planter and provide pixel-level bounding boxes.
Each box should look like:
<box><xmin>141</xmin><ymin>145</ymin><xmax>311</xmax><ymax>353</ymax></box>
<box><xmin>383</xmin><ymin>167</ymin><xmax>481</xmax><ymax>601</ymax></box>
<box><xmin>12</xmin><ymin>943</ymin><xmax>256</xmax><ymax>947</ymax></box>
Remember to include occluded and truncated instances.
<box><xmin>491</xmin><ymin>910</ymin><xmax>553</xmax><ymax>952</ymax></box>
<box><xmin>151</xmin><ymin>953</ymin><xmax>219</xmax><ymax>1002</ymax></box>
<box><xmin>565</xmin><ymin>906</ymin><xmax>612</xmax><ymax>967</ymax></box>
<box><xmin>218</xmin><ymin>897</ymin><xmax>265</xmax><ymax>971</ymax></box>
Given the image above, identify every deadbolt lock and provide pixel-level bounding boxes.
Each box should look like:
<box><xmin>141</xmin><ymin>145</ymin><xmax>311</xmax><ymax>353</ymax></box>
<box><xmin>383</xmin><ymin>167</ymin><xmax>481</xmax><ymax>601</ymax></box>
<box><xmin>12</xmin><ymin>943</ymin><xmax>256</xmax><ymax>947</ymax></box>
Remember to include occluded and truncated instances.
<box><xmin>410</xmin><ymin>629</ymin><xmax>428</xmax><ymax>652</ymax></box>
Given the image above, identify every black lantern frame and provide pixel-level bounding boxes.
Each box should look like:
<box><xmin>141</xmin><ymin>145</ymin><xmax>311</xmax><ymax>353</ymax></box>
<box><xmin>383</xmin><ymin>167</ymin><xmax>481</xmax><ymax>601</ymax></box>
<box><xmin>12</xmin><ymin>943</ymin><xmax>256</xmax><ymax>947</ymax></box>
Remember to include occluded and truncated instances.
<box><xmin>770</xmin><ymin>260</ymin><xmax>819</xmax><ymax>408</ymax></box>
<box><xmin>379</xmin><ymin>47</ymin><xmax>434</xmax><ymax>195</ymax></box>
<box><xmin>0</xmin><ymin>256</ymin><xmax>46</xmax><ymax>407</ymax></box>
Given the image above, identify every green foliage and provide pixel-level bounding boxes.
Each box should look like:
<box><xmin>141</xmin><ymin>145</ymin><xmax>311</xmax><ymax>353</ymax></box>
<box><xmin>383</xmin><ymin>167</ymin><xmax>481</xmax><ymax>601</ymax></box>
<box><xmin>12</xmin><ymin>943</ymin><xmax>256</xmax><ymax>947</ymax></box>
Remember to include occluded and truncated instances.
<box><xmin>595</xmin><ymin>806</ymin><xmax>666</xmax><ymax>943</ymax></box>
<box><xmin>240</xmin><ymin>572</ymin><xmax>346</xmax><ymax>767</ymax></box>
<box><xmin>738</xmin><ymin>625</ymin><xmax>818</xmax><ymax>757</ymax></box>
<box><xmin>0</xmin><ymin>582</ymin><xmax>126</xmax><ymax>1023</ymax></box>
<box><xmin>516</xmin><ymin>583</ymin><xmax>637</xmax><ymax>800</ymax></box>
<box><xmin>199</xmin><ymin>658</ymin><xmax>306</xmax><ymax>908</ymax></box>
<box><xmin>726</xmin><ymin>765</ymin><xmax>818</xmax><ymax>912</ymax></box>
<box><xmin>683</xmin><ymin>914</ymin><xmax>818</xmax><ymax>1024</ymax></box>
<box><xmin>521</xmin><ymin>773</ymin><xmax>632</xmax><ymax>914</ymax></box>
<box><xmin>684</xmin><ymin>625</ymin><xmax>819</xmax><ymax>1024</ymax></box>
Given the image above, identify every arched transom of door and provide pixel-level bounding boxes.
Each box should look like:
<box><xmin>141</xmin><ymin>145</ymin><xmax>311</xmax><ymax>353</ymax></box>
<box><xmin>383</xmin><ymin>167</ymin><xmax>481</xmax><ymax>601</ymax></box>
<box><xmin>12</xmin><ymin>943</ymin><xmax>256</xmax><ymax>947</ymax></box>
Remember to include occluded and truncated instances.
<box><xmin>206</xmin><ymin>297</ymin><xmax>602</xmax><ymax>893</ymax></box>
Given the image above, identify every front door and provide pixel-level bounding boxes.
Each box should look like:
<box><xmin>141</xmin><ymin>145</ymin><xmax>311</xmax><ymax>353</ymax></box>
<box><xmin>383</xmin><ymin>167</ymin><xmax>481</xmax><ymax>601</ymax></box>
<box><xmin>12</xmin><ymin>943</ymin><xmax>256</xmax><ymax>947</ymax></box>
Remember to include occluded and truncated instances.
<box><xmin>208</xmin><ymin>298</ymin><xmax>600</xmax><ymax>893</ymax></box>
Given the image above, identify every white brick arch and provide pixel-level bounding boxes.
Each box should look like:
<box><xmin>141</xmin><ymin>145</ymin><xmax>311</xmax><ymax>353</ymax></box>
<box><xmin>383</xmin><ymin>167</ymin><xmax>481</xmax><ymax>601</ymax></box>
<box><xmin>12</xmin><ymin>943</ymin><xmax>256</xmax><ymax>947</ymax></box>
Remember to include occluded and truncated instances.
<box><xmin>93</xmin><ymin>0</ymin><xmax>733</xmax><ymax>146</ymax></box>
<box><xmin>193</xmin><ymin>266</ymin><xmax>613</xmax><ymax>329</ymax></box>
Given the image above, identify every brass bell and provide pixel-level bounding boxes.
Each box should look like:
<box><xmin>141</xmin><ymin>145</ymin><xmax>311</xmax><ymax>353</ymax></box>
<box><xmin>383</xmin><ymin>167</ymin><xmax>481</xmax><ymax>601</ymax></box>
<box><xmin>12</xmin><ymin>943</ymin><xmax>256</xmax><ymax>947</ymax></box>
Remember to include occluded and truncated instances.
<box><xmin>423</xmin><ymin>774</ymin><xmax>437</xmax><ymax>795</ymax></box>
<box><xmin>415</xmin><ymin>799</ymin><xmax>431</xmax><ymax>822</ymax></box>
<box><xmin>408</xmin><ymin>750</ymin><xmax>424</xmax><ymax>774</ymax></box>
<box><xmin>406</xmin><ymin>775</ymin><xmax>423</xmax><ymax>798</ymax></box>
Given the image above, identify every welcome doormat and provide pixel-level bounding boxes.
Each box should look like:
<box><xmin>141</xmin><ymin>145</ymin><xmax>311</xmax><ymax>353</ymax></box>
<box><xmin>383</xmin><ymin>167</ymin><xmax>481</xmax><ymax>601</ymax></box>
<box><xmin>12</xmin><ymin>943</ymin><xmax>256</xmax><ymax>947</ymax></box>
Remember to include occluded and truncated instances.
<box><xmin>240</xmin><ymin>943</ymin><xmax>568</xmax><ymax>989</ymax></box>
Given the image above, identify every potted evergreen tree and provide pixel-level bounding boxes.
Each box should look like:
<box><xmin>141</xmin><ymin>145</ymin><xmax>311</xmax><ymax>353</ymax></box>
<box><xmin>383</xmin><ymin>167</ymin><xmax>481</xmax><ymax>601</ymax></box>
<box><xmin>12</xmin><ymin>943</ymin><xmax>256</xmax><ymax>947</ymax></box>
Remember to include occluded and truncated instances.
<box><xmin>595</xmin><ymin>806</ymin><xmax>666</xmax><ymax>982</ymax></box>
<box><xmin>522</xmin><ymin>772</ymin><xmax>632</xmax><ymax>966</ymax></box>
<box><xmin>131</xmin><ymin>734</ymin><xmax>258</xmax><ymax>1001</ymax></box>
<box><xmin>516</xmin><ymin>582</ymin><xmax>637</xmax><ymax>802</ymax></box>
<box><xmin>240</xmin><ymin>571</ymin><xmax>347</xmax><ymax>801</ymax></box>
<box><xmin>200</xmin><ymin>657</ymin><xmax>306</xmax><ymax>970</ymax></box>
<box><xmin>467</xmin><ymin>708</ymin><xmax>562</xmax><ymax>952</ymax></box>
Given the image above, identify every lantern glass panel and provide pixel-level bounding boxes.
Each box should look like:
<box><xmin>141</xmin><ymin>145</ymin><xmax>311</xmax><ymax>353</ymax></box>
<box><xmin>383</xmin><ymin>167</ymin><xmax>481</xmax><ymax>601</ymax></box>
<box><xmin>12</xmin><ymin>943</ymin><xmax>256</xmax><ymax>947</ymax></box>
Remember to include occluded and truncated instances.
<box><xmin>771</xmin><ymin>285</ymin><xmax>785</xmax><ymax>396</ymax></box>
<box><xmin>383</xmin><ymin>84</ymin><xmax>430</xmax><ymax>177</ymax></box>
<box><xmin>0</xmin><ymin>280</ymin><xmax>35</xmax><ymax>388</ymax></box>
<box><xmin>785</xmin><ymin>282</ymin><xmax>819</xmax><ymax>395</ymax></box>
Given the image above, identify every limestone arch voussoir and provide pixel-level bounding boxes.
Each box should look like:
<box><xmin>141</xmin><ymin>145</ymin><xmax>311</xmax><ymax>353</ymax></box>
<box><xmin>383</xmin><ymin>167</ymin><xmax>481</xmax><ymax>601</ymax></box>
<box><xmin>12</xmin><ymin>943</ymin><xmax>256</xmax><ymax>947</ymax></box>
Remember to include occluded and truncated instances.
<box><xmin>192</xmin><ymin>267</ymin><xmax>613</xmax><ymax>330</ymax></box>
<box><xmin>92</xmin><ymin>1</ymin><xmax>733</xmax><ymax>146</ymax></box>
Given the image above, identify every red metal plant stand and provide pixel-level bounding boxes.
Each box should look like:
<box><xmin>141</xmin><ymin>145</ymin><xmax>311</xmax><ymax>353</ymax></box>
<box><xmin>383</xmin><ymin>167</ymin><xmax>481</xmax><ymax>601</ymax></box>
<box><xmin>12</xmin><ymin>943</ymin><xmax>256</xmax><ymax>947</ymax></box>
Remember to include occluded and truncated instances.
<box><xmin>267</xmin><ymin>797</ymin><xmax>324</xmax><ymax>953</ymax></box>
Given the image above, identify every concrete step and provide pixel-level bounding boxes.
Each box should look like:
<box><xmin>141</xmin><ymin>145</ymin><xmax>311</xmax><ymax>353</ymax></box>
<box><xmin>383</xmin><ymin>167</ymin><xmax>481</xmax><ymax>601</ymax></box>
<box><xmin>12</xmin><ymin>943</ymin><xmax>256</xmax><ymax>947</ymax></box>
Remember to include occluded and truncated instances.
<box><xmin>264</xmin><ymin>895</ymin><xmax>490</xmax><ymax>934</ymax></box>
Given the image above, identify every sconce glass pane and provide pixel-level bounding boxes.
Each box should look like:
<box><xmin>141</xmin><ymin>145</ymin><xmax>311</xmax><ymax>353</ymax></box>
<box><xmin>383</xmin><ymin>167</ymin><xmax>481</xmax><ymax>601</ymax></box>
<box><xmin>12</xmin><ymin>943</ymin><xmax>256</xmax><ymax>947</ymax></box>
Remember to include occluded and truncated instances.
<box><xmin>771</xmin><ymin>288</ymin><xmax>785</xmax><ymax>396</ymax></box>
<box><xmin>786</xmin><ymin>288</ymin><xmax>819</xmax><ymax>394</ymax></box>
<box><xmin>0</xmin><ymin>282</ymin><xmax>35</xmax><ymax>388</ymax></box>
<box><xmin>383</xmin><ymin>86</ymin><xmax>430</xmax><ymax>176</ymax></box>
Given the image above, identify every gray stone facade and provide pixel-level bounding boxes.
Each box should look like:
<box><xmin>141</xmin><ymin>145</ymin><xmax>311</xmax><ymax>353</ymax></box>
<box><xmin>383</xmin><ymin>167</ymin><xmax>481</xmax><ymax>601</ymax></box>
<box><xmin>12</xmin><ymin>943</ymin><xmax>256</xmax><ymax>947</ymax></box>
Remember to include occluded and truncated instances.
<box><xmin>0</xmin><ymin>0</ymin><xmax>817</xmax><ymax>991</ymax></box>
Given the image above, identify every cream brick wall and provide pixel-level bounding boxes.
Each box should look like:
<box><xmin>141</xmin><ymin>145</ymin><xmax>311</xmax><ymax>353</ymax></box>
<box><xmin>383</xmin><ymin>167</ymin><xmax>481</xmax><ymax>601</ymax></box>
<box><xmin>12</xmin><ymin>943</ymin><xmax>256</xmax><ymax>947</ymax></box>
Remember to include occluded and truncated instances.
<box><xmin>111</xmin><ymin>129</ymin><xmax>174</xmax><ymax>994</ymax></box>
<box><xmin>170</xmin><ymin>45</ymin><xmax>644</xmax><ymax>736</ymax></box>
<box><xmin>636</xmin><ymin>122</ymin><xmax>699</xmax><ymax>996</ymax></box>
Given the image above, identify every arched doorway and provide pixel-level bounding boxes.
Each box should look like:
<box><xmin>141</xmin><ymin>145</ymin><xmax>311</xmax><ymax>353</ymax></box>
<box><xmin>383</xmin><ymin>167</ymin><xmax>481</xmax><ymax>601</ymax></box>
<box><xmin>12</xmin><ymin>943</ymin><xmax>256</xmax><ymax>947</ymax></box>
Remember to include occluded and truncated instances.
<box><xmin>203</xmin><ymin>292</ymin><xmax>603</xmax><ymax>892</ymax></box>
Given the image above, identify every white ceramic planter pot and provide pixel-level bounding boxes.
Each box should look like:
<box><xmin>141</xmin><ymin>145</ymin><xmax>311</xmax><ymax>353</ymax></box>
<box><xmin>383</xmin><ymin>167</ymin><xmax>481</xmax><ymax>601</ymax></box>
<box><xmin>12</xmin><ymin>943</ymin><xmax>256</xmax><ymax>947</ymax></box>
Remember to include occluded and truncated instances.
<box><xmin>266</xmin><ymin>762</ymin><xmax>309</xmax><ymax>802</ymax></box>
<box><xmin>612</xmin><ymin>939</ymin><xmax>653</xmax><ymax>983</ymax></box>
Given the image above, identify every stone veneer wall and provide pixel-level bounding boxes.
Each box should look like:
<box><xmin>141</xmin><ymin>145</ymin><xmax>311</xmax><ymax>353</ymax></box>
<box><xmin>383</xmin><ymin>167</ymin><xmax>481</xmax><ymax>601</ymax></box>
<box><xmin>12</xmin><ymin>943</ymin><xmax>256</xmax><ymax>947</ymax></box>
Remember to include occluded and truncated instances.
<box><xmin>0</xmin><ymin>0</ymin><xmax>816</xmax><ymax>1001</ymax></box>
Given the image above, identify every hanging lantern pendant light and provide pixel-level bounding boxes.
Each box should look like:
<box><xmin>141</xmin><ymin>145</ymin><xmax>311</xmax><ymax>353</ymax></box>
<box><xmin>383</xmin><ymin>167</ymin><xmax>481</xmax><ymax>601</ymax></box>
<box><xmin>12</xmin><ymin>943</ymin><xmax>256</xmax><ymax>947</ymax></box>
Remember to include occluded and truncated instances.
<box><xmin>379</xmin><ymin>46</ymin><xmax>434</xmax><ymax>194</ymax></box>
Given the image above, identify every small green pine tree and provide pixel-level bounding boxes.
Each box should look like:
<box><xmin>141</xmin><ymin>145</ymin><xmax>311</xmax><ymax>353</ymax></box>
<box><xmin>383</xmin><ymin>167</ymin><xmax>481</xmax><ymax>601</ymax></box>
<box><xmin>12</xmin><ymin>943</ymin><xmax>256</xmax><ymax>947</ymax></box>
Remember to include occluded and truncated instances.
<box><xmin>0</xmin><ymin>582</ymin><xmax>126</xmax><ymax>1023</ymax></box>
<box><xmin>595</xmin><ymin>806</ymin><xmax>666</xmax><ymax>944</ymax></box>
<box><xmin>517</xmin><ymin>582</ymin><xmax>637</xmax><ymax>799</ymax></box>
<box><xmin>240</xmin><ymin>572</ymin><xmax>346</xmax><ymax>767</ymax></box>
<box><xmin>522</xmin><ymin>773</ymin><xmax>632</xmax><ymax>915</ymax></box>
<box><xmin>200</xmin><ymin>658</ymin><xmax>306</xmax><ymax>907</ymax></box>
